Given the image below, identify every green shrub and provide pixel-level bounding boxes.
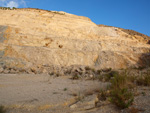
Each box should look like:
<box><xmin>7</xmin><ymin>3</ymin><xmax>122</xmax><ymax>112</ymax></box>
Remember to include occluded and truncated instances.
<box><xmin>85</xmin><ymin>66</ymin><xmax>90</xmax><ymax>70</ymax></box>
<box><xmin>53</xmin><ymin>11</ymin><xmax>65</xmax><ymax>15</ymax></box>
<box><xmin>105</xmin><ymin>71</ymin><xmax>118</xmax><ymax>81</ymax></box>
<box><xmin>98</xmin><ymin>90</ymin><xmax>108</xmax><ymax>101</ymax></box>
<box><xmin>63</xmin><ymin>88</ymin><xmax>67</xmax><ymax>91</ymax></box>
<box><xmin>110</xmin><ymin>88</ymin><xmax>134</xmax><ymax>109</ymax></box>
<box><xmin>71</xmin><ymin>74</ymin><xmax>80</xmax><ymax>80</ymax></box>
<box><xmin>97</xmin><ymin>75</ymin><xmax>104</xmax><ymax>81</ymax></box>
<box><xmin>110</xmin><ymin>74</ymin><xmax>134</xmax><ymax>109</ymax></box>
<box><xmin>0</xmin><ymin>106</ymin><xmax>6</xmax><ymax>113</ymax></box>
<box><xmin>98</xmin><ymin>70</ymin><xmax>119</xmax><ymax>82</ymax></box>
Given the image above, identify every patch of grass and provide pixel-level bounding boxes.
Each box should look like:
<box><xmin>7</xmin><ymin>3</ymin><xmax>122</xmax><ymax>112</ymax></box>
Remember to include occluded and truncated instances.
<box><xmin>97</xmin><ymin>75</ymin><xmax>103</xmax><ymax>81</ymax></box>
<box><xmin>63</xmin><ymin>88</ymin><xmax>67</xmax><ymax>91</ymax></box>
<box><xmin>136</xmin><ymin>74</ymin><xmax>150</xmax><ymax>86</ymax></box>
<box><xmin>0</xmin><ymin>106</ymin><xmax>6</xmax><ymax>113</ymax></box>
<box><xmin>71</xmin><ymin>74</ymin><xmax>81</xmax><ymax>80</ymax></box>
<box><xmin>102</xmin><ymin>68</ymin><xmax>112</xmax><ymax>72</ymax></box>
<box><xmin>91</xmin><ymin>68</ymin><xmax>96</xmax><ymax>73</ymax></box>
<box><xmin>76</xmin><ymin>92</ymin><xmax>84</xmax><ymax>102</ymax></box>
<box><xmin>53</xmin><ymin>92</ymin><xmax>58</xmax><ymax>94</ymax></box>
<box><xmin>127</xmin><ymin>75</ymin><xmax>137</xmax><ymax>83</ymax></box>
<box><xmin>108</xmin><ymin>71</ymin><xmax>119</xmax><ymax>77</ymax></box>
<box><xmin>96</xmin><ymin>69</ymin><xmax>101</xmax><ymax>75</ymax></box>
<box><xmin>97</xmin><ymin>90</ymin><xmax>108</xmax><ymax>101</ymax></box>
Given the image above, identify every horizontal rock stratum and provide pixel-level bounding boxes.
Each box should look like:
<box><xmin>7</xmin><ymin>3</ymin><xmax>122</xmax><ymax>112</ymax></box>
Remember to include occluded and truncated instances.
<box><xmin>0</xmin><ymin>8</ymin><xmax>150</xmax><ymax>73</ymax></box>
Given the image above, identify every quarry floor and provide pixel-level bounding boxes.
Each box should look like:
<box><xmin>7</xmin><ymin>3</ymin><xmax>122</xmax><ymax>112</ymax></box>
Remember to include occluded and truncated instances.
<box><xmin>0</xmin><ymin>74</ymin><xmax>150</xmax><ymax>113</ymax></box>
<box><xmin>0</xmin><ymin>74</ymin><xmax>110</xmax><ymax>113</ymax></box>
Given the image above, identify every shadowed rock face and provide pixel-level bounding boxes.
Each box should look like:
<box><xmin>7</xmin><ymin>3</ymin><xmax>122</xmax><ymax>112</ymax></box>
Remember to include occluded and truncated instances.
<box><xmin>0</xmin><ymin>26</ymin><xmax>7</xmax><ymax>43</ymax></box>
<box><xmin>0</xmin><ymin>8</ymin><xmax>150</xmax><ymax>73</ymax></box>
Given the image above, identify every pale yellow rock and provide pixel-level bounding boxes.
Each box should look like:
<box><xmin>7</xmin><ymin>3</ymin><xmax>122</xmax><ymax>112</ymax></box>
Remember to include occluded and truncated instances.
<box><xmin>0</xmin><ymin>8</ymin><xmax>150</xmax><ymax>70</ymax></box>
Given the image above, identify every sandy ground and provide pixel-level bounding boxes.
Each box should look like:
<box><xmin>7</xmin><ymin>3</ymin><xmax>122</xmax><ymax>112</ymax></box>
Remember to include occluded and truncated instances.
<box><xmin>1</xmin><ymin>74</ymin><xmax>150</xmax><ymax>113</ymax></box>
<box><xmin>0</xmin><ymin>74</ymin><xmax>108</xmax><ymax>113</ymax></box>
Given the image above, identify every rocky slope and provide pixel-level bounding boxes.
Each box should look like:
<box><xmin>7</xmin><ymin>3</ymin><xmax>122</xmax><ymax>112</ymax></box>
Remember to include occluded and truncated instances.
<box><xmin>0</xmin><ymin>8</ymin><xmax>150</xmax><ymax>74</ymax></box>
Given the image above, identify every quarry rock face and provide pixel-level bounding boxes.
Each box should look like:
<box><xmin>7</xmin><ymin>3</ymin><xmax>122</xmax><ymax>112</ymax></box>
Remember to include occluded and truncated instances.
<box><xmin>0</xmin><ymin>8</ymin><xmax>150</xmax><ymax>73</ymax></box>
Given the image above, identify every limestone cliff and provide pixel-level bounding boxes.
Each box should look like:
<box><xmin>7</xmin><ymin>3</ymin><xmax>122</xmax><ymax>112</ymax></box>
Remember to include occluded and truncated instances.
<box><xmin>0</xmin><ymin>8</ymin><xmax>150</xmax><ymax>73</ymax></box>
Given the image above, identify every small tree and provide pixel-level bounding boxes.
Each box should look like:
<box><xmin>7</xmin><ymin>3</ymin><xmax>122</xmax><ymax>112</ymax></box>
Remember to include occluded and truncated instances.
<box><xmin>12</xmin><ymin>7</ymin><xmax>16</xmax><ymax>10</ymax></box>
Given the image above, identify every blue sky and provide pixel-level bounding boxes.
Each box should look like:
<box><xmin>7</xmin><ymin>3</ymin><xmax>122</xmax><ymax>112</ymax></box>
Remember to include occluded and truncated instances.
<box><xmin>0</xmin><ymin>0</ymin><xmax>150</xmax><ymax>36</ymax></box>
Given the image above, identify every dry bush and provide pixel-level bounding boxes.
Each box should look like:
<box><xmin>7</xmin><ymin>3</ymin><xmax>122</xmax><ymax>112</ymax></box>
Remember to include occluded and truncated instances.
<box><xmin>110</xmin><ymin>73</ymin><xmax>134</xmax><ymax>109</ymax></box>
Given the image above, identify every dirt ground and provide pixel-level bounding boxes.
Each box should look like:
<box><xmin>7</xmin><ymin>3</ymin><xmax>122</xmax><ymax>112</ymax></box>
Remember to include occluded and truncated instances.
<box><xmin>0</xmin><ymin>74</ymin><xmax>109</xmax><ymax>113</ymax></box>
<box><xmin>1</xmin><ymin>74</ymin><xmax>150</xmax><ymax>113</ymax></box>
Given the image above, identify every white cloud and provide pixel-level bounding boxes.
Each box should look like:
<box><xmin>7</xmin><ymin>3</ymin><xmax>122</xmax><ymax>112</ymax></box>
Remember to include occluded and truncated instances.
<box><xmin>0</xmin><ymin>0</ymin><xmax>27</xmax><ymax>8</ymax></box>
<box><xmin>6</xmin><ymin>1</ymin><xmax>18</xmax><ymax>8</ymax></box>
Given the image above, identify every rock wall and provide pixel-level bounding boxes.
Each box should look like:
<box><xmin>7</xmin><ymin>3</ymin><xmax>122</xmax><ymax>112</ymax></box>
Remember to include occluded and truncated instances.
<box><xmin>0</xmin><ymin>8</ymin><xmax>150</xmax><ymax>73</ymax></box>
